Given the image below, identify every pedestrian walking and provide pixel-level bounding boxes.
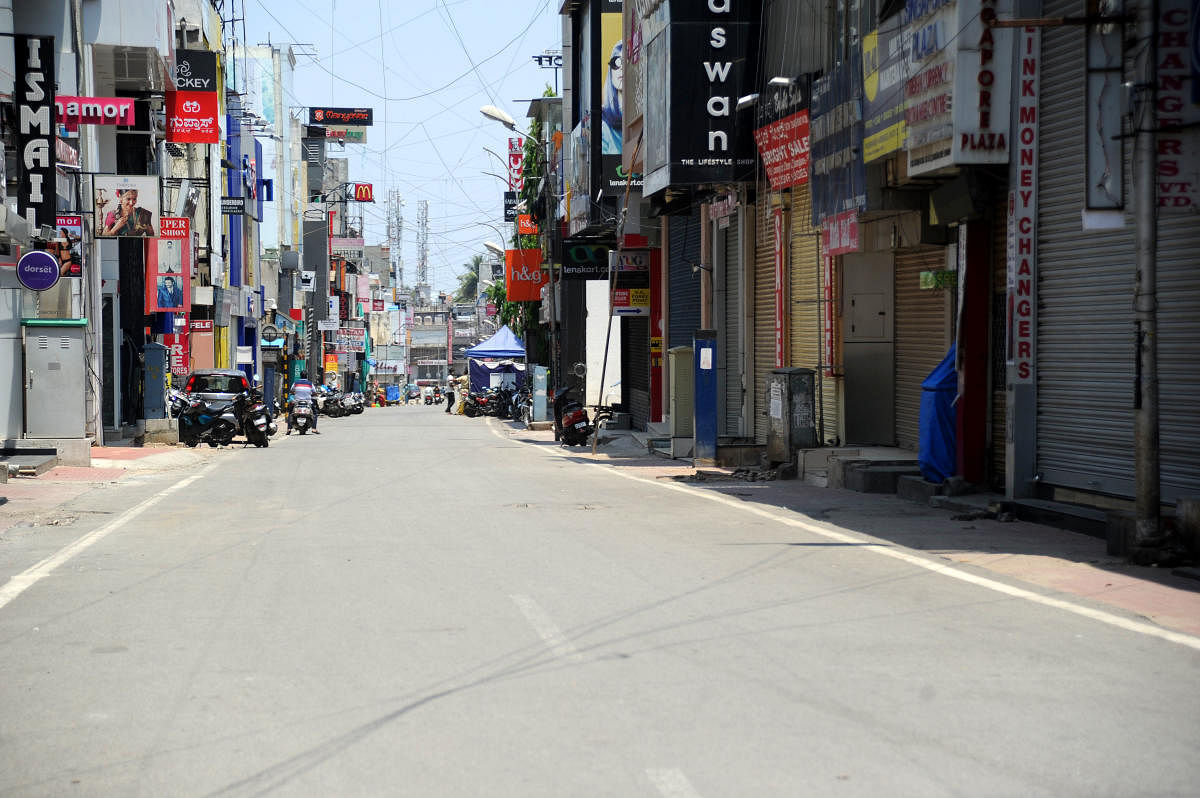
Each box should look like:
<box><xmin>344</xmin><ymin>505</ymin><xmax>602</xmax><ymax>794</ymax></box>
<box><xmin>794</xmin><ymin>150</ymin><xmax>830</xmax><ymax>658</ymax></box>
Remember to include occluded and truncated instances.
<box><xmin>445</xmin><ymin>377</ymin><xmax>455</xmax><ymax>414</ymax></box>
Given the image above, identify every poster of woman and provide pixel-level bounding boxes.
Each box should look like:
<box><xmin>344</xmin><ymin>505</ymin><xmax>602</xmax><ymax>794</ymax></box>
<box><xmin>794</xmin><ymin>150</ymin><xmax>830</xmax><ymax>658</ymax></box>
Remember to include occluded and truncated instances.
<box><xmin>53</xmin><ymin>215</ymin><xmax>84</xmax><ymax>277</ymax></box>
<box><xmin>94</xmin><ymin>175</ymin><xmax>159</xmax><ymax>238</ymax></box>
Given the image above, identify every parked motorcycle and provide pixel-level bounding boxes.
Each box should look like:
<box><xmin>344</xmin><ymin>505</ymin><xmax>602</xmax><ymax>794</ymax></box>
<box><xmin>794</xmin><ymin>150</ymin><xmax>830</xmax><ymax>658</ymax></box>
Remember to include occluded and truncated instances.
<box><xmin>553</xmin><ymin>386</ymin><xmax>592</xmax><ymax>446</ymax></box>
<box><xmin>510</xmin><ymin>384</ymin><xmax>532</xmax><ymax>424</ymax></box>
<box><xmin>168</xmin><ymin>388</ymin><xmax>190</xmax><ymax>419</ymax></box>
<box><xmin>235</xmin><ymin>389</ymin><xmax>274</xmax><ymax>447</ymax></box>
<box><xmin>179</xmin><ymin>397</ymin><xmax>240</xmax><ymax>448</ymax></box>
<box><xmin>289</xmin><ymin>398</ymin><xmax>315</xmax><ymax>434</ymax></box>
<box><xmin>347</xmin><ymin>392</ymin><xmax>365</xmax><ymax>414</ymax></box>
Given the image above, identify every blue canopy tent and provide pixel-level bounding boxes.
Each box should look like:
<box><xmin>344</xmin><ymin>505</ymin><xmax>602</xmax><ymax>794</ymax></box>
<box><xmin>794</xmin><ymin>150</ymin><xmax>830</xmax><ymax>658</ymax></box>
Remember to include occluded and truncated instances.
<box><xmin>464</xmin><ymin>325</ymin><xmax>527</xmax><ymax>393</ymax></box>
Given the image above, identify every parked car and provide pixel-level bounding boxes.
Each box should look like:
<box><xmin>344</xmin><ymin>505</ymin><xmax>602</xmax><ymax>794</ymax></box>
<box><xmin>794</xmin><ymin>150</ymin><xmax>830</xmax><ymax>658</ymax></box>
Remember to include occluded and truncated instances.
<box><xmin>183</xmin><ymin>369</ymin><xmax>252</xmax><ymax>404</ymax></box>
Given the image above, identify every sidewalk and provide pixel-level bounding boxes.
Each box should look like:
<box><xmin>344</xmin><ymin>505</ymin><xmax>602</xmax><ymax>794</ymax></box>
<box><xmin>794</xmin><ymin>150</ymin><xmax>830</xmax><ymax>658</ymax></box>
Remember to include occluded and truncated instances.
<box><xmin>0</xmin><ymin>445</ymin><xmax>213</xmax><ymax>538</ymax></box>
<box><xmin>493</xmin><ymin>421</ymin><xmax>1200</xmax><ymax>640</ymax></box>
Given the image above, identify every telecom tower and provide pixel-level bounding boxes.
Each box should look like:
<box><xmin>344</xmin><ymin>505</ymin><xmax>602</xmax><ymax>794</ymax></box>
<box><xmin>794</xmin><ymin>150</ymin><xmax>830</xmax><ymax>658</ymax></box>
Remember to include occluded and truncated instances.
<box><xmin>387</xmin><ymin>190</ymin><xmax>405</xmax><ymax>288</ymax></box>
<box><xmin>416</xmin><ymin>200</ymin><xmax>430</xmax><ymax>305</ymax></box>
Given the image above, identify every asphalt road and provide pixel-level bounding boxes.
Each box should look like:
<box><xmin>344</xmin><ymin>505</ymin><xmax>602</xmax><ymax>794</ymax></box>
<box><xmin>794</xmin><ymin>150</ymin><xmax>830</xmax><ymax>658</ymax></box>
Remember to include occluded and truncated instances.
<box><xmin>1</xmin><ymin>407</ymin><xmax>1198</xmax><ymax>797</ymax></box>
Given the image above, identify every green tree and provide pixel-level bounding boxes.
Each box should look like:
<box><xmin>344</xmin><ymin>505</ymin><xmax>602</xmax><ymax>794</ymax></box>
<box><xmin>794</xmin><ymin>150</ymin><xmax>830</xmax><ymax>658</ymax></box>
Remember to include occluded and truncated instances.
<box><xmin>453</xmin><ymin>254</ymin><xmax>483</xmax><ymax>303</ymax></box>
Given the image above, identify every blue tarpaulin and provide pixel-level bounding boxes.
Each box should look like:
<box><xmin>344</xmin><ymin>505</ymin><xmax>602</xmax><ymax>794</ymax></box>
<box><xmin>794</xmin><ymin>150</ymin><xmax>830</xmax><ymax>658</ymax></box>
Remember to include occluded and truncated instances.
<box><xmin>464</xmin><ymin>325</ymin><xmax>525</xmax><ymax>358</ymax></box>
<box><xmin>918</xmin><ymin>344</ymin><xmax>958</xmax><ymax>484</ymax></box>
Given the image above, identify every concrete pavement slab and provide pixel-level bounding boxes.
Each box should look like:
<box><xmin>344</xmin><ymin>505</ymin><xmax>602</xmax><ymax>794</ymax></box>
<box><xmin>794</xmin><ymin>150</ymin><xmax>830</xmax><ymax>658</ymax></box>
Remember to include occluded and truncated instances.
<box><xmin>492</xmin><ymin>419</ymin><xmax>1200</xmax><ymax>640</ymax></box>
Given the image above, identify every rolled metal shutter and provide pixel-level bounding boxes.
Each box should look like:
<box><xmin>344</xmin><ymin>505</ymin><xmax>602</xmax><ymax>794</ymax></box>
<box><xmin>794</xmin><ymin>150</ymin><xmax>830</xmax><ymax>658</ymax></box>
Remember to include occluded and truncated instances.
<box><xmin>722</xmin><ymin>212</ymin><xmax>744</xmax><ymax>437</ymax></box>
<box><xmin>990</xmin><ymin>198</ymin><xmax>1008</xmax><ymax>490</ymax></box>
<box><xmin>752</xmin><ymin>201</ymin><xmax>777</xmax><ymax>444</ymax></box>
<box><xmin>624</xmin><ymin>316</ymin><xmax>651</xmax><ymax>429</ymax></box>
<box><xmin>668</xmin><ymin>208</ymin><xmax>703</xmax><ymax>349</ymax></box>
<box><xmin>894</xmin><ymin>247</ymin><xmax>948</xmax><ymax>452</ymax></box>
<box><xmin>789</xmin><ymin>183</ymin><xmax>838</xmax><ymax>444</ymax></box>
<box><xmin>1037</xmin><ymin>7</ymin><xmax>1200</xmax><ymax>501</ymax></box>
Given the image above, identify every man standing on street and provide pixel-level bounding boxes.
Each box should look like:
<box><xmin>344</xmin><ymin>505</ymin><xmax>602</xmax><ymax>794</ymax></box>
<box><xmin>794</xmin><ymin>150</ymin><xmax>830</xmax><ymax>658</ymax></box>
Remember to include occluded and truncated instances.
<box><xmin>445</xmin><ymin>376</ymin><xmax>455</xmax><ymax>414</ymax></box>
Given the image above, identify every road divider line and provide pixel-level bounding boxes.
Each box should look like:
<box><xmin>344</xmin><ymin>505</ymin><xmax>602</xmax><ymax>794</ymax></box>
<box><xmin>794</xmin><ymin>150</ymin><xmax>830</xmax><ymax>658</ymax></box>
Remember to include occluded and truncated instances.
<box><xmin>491</xmin><ymin>424</ymin><xmax>1200</xmax><ymax>653</ymax></box>
<box><xmin>510</xmin><ymin>593</ymin><xmax>584</xmax><ymax>662</ymax></box>
<box><xmin>0</xmin><ymin>461</ymin><xmax>220</xmax><ymax>612</ymax></box>
<box><xmin>647</xmin><ymin>768</ymin><xmax>703</xmax><ymax>798</ymax></box>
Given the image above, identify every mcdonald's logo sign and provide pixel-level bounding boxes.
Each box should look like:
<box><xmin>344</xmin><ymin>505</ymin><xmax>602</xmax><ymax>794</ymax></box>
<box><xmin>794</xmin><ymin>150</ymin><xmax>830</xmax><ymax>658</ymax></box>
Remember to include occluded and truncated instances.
<box><xmin>353</xmin><ymin>182</ymin><xmax>375</xmax><ymax>202</ymax></box>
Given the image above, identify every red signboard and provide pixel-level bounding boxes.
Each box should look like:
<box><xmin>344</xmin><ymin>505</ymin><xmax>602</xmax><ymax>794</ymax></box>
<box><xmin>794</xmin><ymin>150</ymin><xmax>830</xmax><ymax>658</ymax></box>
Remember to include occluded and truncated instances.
<box><xmin>823</xmin><ymin>254</ymin><xmax>835</xmax><ymax>377</ymax></box>
<box><xmin>166</xmin><ymin>90</ymin><xmax>219</xmax><ymax>143</ymax></box>
<box><xmin>753</xmin><ymin>110</ymin><xmax>811</xmax><ymax>190</ymax></box>
<box><xmin>821</xmin><ymin>209</ymin><xmax>859</xmax><ymax>256</ymax></box>
<box><xmin>55</xmin><ymin>96</ymin><xmax>136</xmax><ymax>130</ymax></box>
<box><xmin>372</xmin><ymin>299</ymin><xmax>385</xmax><ymax>312</ymax></box>
<box><xmin>353</xmin><ymin>183</ymin><xmax>375</xmax><ymax>202</ymax></box>
<box><xmin>504</xmin><ymin>248</ymin><xmax>547</xmax><ymax>302</ymax></box>
<box><xmin>508</xmin><ymin>136</ymin><xmax>525</xmax><ymax>190</ymax></box>
<box><xmin>773</xmin><ymin>208</ymin><xmax>787</xmax><ymax>368</ymax></box>
<box><xmin>517</xmin><ymin>214</ymin><xmax>538</xmax><ymax>235</ymax></box>
<box><xmin>160</xmin><ymin>216</ymin><xmax>190</xmax><ymax>240</ymax></box>
<box><xmin>163</xmin><ymin>332</ymin><xmax>190</xmax><ymax>376</ymax></box>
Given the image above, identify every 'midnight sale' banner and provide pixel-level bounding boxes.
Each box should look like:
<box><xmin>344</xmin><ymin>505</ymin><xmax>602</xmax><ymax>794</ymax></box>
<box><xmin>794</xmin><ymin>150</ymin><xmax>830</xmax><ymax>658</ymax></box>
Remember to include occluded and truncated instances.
<box><xmin>753</xmin><ymin>111</ymin><xmax>811</xmax><ymax>190</ymax></box>
<box><xmin>504</xmin><ymin>248</ymin><xmax>547</xmax><ymax>301</ymax></box>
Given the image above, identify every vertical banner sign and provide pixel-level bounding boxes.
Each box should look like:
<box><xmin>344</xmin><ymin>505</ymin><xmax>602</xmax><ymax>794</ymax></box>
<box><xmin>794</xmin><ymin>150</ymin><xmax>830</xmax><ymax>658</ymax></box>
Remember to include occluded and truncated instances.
<box><xmin>163</xmin><ymin>331</ymin><xmax>190</xmax><ymax>376</ymax></box>
<box><xmin>611</xmin><ymin>250</ymin><xmax>651</xmax><ymax>316</ymax></box>
<box><xmin>54</xmin><ymin>215</ymin><xmax>84</xmax><ymax>277</ymax></box>
<box><xmin>773</xmin><ymin>208</ymin><xmax>787</xmax><ymax>368</ymax></box>
<box><xmin>823</xmin><ymin>253</ymin><xmax>835</xmax><ymax>377</ymax></box>
<box><xmin>145</xmin><ymin>218</ymin><xmax>191</xmax><ymax>313</ymax></box>
<box><xmin>1006</xmin><ymin>27</ymin><xmax>1039</xmax><ymax>383</ymax></box>
<box><xmin>508</xmin><ymin>137</ymin><xmax>525</xmax><ymax>190</ymax></box>
<box><xmin>16</xmin><ymin>36</ymin><xmax>56</xmax><ymax>232</ymax></box>
<box><xmin>1156</xmin><ymin>0</ymin><xmax>1200</xmax><ymax>209</ymax></box>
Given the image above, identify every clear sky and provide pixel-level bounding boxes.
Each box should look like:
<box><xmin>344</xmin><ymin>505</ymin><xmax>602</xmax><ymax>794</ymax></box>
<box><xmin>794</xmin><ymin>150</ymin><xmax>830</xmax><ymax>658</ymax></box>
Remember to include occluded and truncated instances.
<box><xmin>240</xmin><ymin>0</ymin><xmax>561</xmax><ymax>295</ymax></box>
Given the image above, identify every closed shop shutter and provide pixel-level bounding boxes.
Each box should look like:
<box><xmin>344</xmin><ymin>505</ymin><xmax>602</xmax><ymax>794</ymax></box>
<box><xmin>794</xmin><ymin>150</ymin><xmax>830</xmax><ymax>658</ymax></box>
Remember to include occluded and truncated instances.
<box><xmin>894</xmin><ymin>247</ymin><xmax>949</xmax><ymax>452</ymax></box>
<box><xmin>624</xmin><ymin>316</ymin><xmax>651</xmax><ymax>429</ymax></box>
<box><xmin>752</xmin><ymin>202</ymin><xmax>778</xmax><ymax>444</ymax></box>
<box><xmin>668</xmin><ymin>208</ymin><xmax>703</xmax><ymax>348</ymax></box>
<box><xmin>789</xmin><ymin>183</ymin><xmax>837</xmax><ymax>443</ymax></box>
<box><xmin>719</xmin><ymin>212</ymin><xmax>744</xmax><ymax>436</ymax></box>
<box><xmin>990</xmin><ymin>198</ymin><xmax>1008</xmax><ymax>490</ymax></box>
<box><xmin>1036</xmin><ymin>1</ymin><xmax>1200</xmax><ymax>501</ymax></box>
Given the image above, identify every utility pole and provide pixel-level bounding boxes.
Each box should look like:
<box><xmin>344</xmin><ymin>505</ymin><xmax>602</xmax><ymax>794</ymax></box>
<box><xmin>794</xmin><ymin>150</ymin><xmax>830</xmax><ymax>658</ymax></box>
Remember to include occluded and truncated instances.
<box><xmin>1132</xmin><ymin>0</ymin><xmax>1161</xmax><ymax>548</ymax></box>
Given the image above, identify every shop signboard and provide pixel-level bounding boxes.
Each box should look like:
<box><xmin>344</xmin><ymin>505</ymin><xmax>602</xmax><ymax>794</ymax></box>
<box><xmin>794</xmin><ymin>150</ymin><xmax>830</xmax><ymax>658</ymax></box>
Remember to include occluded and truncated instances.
<box><xmin>903</xmin><ymin>0</ymin><xmax>1014</xmax><ymax>176</ymax></box>
<box><xmin>610</xmin><ymin>249</ymin><xmax>650</xmax><ymax>316</ymax></box>
<box><xmin>309</xmin><ymin>107</ymin><xmax>373</xmax><ymax>126</ymax></box>
<box><xmin>810</xmin><ymin>58</ymin><xmax>866</xmax><ymax>225</ymax></box>
<box><xmin>55</xmin><ymin>96</ymin><xmax>136</xmax><ymax>130</ymax></box>
<box><xmin>641</xmin><ymin>2</ymin><xmax>759</xmax><ymax>196</ymax></box>
<box><xmin>505</xmin><ymin>248</ymin><xmax>548</xmax><ymax>301</ymax></box>
<box><xmin>16</xmin><ymin>36</ymin><xmax>56</xmax><ymax>233</ymax></box>
<box><xmin>335</xmin><ymin>326</ymin><xmax>366</xmax><ymax>353</ymax></box>
<box><xmin>753</xmin><ymin>74</ymin><xmax>812</xmax><ymax>191</ymax></box>
<box><xmin>862</xmin><ymin>18</ymin><xmax>909</xmax><ymax>162</ymax></box>
<box><xmin>562</xmin><ymin>242</ymin><xmax>609</xmax><ymax>279</ymax></box>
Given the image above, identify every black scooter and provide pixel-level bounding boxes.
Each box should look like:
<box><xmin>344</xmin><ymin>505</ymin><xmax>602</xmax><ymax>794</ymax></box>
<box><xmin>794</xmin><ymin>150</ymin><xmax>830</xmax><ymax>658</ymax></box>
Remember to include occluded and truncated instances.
<box><xmin>553</xmin><ymin>386</ymin><xmax>592</xmax><ymax>446</ymax></box>
<box><xmin>179</xmin><ymin>397</ymin><xmax>239</xmax><ymax>447</ymax></box>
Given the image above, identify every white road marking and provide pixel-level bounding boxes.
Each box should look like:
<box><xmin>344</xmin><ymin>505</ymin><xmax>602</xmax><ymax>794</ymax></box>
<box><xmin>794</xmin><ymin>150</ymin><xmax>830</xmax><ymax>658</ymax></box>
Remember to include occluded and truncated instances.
<box><xmin>0</xmin><ymin>462</ymin><xmax>219</xmax><ymax>612</ymax></box>
<box><xmin>510</xmin><ymin>593</ymin><xmax>583</xmax><ymax>662</ymax></box>
<box><xmin>647</xmin><ymin>768</ymin><xmax>703</xmax><ymax>798</ymax></box>
<box><xmin>490</xmin><ymin>423</ymin><xmax>1200</xmax><ymax>653</ymax></box>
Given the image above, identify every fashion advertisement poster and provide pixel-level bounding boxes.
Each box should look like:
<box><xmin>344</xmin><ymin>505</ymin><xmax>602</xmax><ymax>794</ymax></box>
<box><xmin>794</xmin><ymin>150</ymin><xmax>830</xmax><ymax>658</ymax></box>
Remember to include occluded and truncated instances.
<box><xmin>53</xmin><ymin>215</ymin><xmax>83</xmax><ymax>277</ymax></box>
<box><xmin>144</xmin><ymin>220</ymin><xmax>191</xmax><ymax>313</ymax></box>
<box><xmin>94</xmin><ymin>175</ymin><xmax>159</xmax><ymax>237</ymax></box>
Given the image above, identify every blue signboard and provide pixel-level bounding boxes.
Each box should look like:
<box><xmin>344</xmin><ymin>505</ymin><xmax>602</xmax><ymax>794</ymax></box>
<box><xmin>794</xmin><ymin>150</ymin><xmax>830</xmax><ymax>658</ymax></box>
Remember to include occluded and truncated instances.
<box><xmin>809</xmin><ymin>57</ymin><xmax>867</xmax><ymax>225</ymax></box>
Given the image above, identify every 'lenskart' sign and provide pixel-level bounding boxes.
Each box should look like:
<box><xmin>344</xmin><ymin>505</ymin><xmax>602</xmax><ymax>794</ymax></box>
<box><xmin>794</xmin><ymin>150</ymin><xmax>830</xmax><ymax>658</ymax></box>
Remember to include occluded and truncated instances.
<box><xmin>309</xmin><ymin>107</ymin><xmax>373</xmax><ymax>126</ymax></box>
<box><xmin>16</xmin><ymin>35</ymin><xmax>56</xmax><ymax>232</ymax></box>
<box><xmin>55</xmin><ymin>96</ymin><xmax>136</xmax><ymax>130</ymax></box>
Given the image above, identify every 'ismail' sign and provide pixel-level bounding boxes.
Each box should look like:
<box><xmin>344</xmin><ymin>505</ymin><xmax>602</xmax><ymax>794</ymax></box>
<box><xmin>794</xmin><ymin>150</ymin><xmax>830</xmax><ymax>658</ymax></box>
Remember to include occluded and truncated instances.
<box><xmin>16</xmin><ymin>36</ymin><xmax>56</xmax><ymax>232</ymax></box>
